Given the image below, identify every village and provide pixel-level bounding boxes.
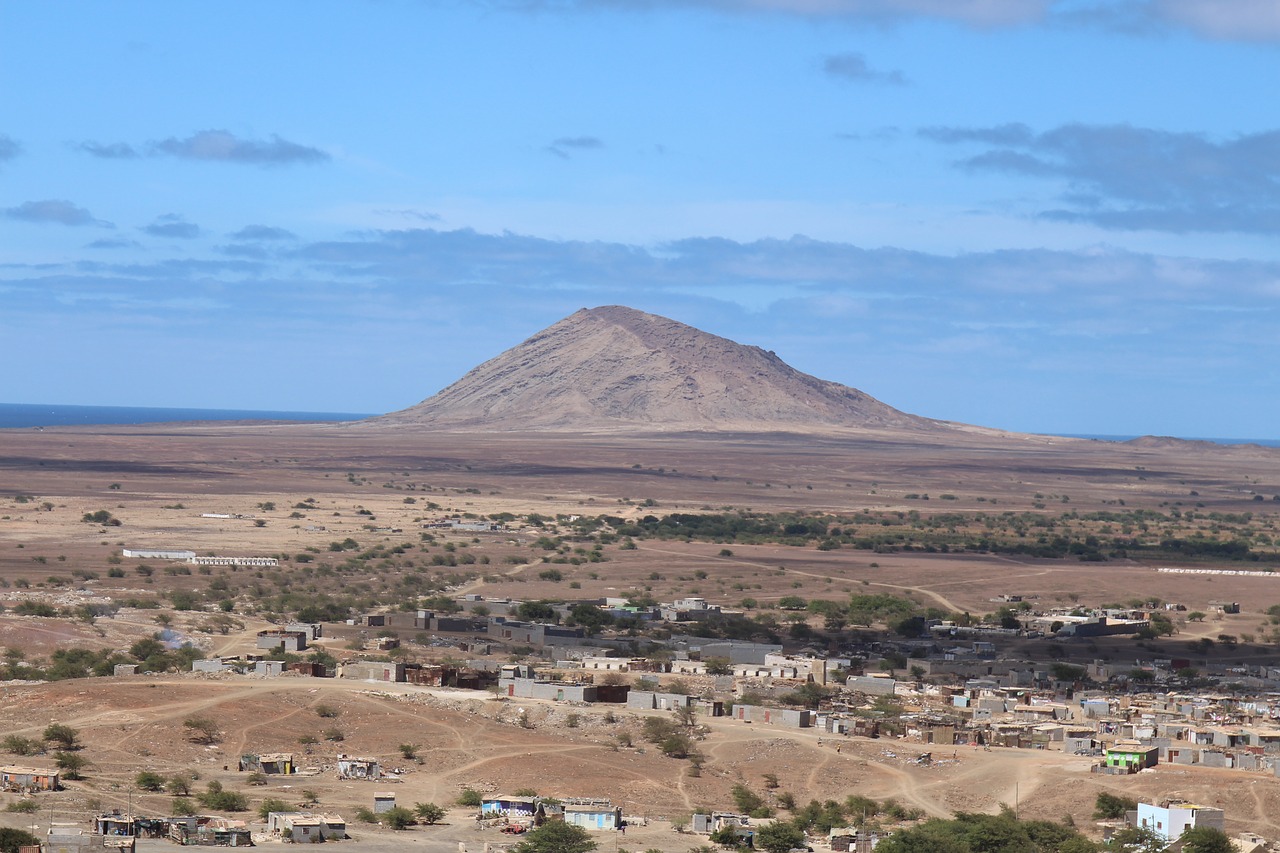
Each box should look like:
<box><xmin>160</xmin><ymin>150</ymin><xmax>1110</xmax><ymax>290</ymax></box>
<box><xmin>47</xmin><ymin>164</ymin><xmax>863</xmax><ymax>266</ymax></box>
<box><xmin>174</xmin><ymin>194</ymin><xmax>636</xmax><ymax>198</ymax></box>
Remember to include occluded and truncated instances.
<box><xmin>4</xmin><ymin>573</ymin><xmax>1280</xmax><ymax>852</ymax></box>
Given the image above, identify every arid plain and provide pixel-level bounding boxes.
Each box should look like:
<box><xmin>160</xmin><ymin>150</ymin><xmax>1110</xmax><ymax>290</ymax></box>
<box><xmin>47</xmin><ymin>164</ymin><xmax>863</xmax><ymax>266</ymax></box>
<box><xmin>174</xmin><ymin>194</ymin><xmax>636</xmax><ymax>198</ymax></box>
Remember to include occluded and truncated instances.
<box><xmin>4</xmin><ymin>420</ymin><xmax>1280</xmax><ymax>850</ymax></box>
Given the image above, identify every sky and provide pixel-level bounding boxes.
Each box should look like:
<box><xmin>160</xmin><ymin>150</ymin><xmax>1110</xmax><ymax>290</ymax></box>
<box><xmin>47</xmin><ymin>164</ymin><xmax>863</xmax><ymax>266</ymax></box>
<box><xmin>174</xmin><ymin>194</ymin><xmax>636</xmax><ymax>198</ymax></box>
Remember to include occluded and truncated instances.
<box><xmin>2</xmin><ymin>1</ymin><xmax>1279</xmax><ymax>439</ymax></box>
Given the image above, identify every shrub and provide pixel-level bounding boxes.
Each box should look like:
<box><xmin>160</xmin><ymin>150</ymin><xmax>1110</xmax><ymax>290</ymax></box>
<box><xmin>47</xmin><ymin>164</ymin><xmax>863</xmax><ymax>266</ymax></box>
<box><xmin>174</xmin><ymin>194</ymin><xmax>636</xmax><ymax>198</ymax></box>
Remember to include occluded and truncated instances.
<box><xmin>136</xmin><ymin>771</ymin><xmax>166</xmax><ymax>791</ymax></box>
<box><xmin>197</xmin><ymin>781</ymin><xmax>248</xmax><ymax>812</ymax></box>
<box><xmin>381</xmin><ymin>805</ymin><xmax>417</xmax><ymax>830</ymax></box>
<box><xmin>414</xmin><ymin>802</ymin><xmax>446</xmax><ymax>825</ymax></box>
<box><xmin>183</xmin><ymin>717</ymin><xmax>221</xmax><ymax>744</ymax></box>
<box><xmin>458</xmin><ymin>789</ymin><xmax>482</xmax><ymax>807</ymax></box>
<box><xmin>258</xmin><ymin>797</ymin><xmax>291</xmax><ymax>819</ymax></box>
<box><xmin>43</xmin><ymin>723</ymin><xmax>80</xmax><ymax>750</ymax></box>
<box><xmin>2</xmin><ymin>735</ymin><xmax>39</xmax><ymax>756</ymax></box>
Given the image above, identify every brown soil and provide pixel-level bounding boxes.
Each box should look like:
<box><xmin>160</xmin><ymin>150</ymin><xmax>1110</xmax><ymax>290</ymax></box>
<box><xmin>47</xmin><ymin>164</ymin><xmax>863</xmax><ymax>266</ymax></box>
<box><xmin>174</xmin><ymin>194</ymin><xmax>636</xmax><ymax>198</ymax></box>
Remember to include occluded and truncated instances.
<box><xmin>1</xmin><ymin>422</ymin><xmax>1279</xmax><ymax>847</ymax></box>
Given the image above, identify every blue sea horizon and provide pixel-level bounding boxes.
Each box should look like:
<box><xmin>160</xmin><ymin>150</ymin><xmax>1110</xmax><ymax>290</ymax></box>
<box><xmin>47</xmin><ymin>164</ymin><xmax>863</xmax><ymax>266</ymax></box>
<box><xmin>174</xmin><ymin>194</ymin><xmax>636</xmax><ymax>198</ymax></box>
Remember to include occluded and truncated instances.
<box><xmin>1</xmin><ymin>403</ymin><xmax>1276</xmax><ymax>446</ymax></box>
<box><xmin>0</xmin><ymin>402</ymin><xmax>375</xmax><ymax>429</ymax></box>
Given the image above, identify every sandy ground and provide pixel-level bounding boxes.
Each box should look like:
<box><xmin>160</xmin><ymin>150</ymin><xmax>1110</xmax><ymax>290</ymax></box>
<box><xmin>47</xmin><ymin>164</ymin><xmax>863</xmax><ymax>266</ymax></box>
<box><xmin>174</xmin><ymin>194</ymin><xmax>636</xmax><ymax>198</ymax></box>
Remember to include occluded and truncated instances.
<box><xmin>1</xmin><ymin>673</ymin><xmax>1279</xmax><ymax>850</ymax></box>
<box><xmin>1</xmin><ymin>423</ymin><xmax>1280</xmax><ymax>846</ymax></box>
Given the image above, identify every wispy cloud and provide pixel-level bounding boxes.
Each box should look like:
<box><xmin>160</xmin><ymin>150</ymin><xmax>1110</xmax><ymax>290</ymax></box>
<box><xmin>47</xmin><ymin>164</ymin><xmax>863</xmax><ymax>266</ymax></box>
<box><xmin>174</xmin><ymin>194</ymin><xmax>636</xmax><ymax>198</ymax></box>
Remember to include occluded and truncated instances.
<box><xmin>495</xmin><ymin>0</ymin><xmax>1050</xmax><ymax>28</ymax></box>
<box><xmin>4</xmin><ymin>200</ymin><xmax>112</xmax><ymax>228</ymax></box>
<box><xmin>151</xmin><ymin>130</ymin><xmax>330</xmax><ymax>166</ymax></box>
<box><xmin>823</xmin><ymin>52</ymin><xmax>907</xmax><ymax>85</ymax></box>
<box><xmin>86</xmin><ymin>237</ymin><xmax>143</xmax><ymax>250</ymax></box>
<box><xmin>921</xmin><ymin>122</ymin><xmax>1280</xmax><ymax>233</ymax></box>
<box><xmin>1059</xmin><ymin>0</ymin><xmax>1280</xmax><ymax>42</ymax></box>
<box><xmin>373</xmin><ymin>209</ymin><xmax>442</xmax><ymax>223</ymax></box>
<box><xmin>548</xmin><ymin>136</ymin><xmax>605</xmax><ymax>159</ymax></box>
<box><xmin>230</xmin><ymin>224</ymin><xmax>297</xmax><ymax>241</ymax></box>
<box><xmin>142</xmin><ymin>214</ymin><xmax>201</xmax><ymax>239</ymax></box>
<box><xmin>294</xmin><ymin>227</ymin><xmax>1280</xmax><ymax>307</ymax></box>
<box><xmin>484</xmin><ymin>0</ymin><xmax>1280</xmax><ymax>41</ymax></box>
<box><xmin>0</xmin><ymin>134</ymin><xmax>20</xmax><ymax>162</ymax></box>
<box><xmin>75</xmin><ymin>140</ymin><xmax>140</xmax><ymax>159</ymax></box>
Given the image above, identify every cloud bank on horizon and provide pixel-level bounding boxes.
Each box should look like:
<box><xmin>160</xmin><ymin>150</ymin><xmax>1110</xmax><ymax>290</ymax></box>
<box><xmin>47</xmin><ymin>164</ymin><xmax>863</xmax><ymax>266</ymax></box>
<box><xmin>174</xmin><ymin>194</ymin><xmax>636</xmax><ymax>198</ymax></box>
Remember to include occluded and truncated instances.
<box><xmin>1</xmin><ymin>0</ymin><xmax>1278</xmax><ymax>439</ymax></box>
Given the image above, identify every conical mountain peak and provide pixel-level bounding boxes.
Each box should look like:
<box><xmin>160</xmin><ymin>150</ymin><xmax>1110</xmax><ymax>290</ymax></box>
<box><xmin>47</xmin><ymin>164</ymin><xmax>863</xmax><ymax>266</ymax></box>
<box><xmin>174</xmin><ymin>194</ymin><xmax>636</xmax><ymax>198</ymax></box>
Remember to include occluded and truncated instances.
<box><xmin>371</xmin><ymin>306</ymin><xmax>936</xmax><ymax>433</ymax></box>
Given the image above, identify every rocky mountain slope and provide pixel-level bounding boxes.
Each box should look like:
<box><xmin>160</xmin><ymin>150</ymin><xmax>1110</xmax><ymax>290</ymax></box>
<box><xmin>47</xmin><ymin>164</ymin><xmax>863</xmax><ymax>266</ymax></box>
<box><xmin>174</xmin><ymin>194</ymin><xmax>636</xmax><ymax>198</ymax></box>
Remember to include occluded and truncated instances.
<box><xmin>370</xmin><ymin>305</ymin><xmax>940</xmax><ymax>432</ymax></box>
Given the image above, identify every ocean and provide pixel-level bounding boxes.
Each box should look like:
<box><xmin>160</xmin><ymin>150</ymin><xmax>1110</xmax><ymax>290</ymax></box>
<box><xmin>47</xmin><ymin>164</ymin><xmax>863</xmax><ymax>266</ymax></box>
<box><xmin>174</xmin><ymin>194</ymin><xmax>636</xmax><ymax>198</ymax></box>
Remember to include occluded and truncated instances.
<box><xmin>1060</xmin><ymin>433</ymin><xmax>1280</xmax><ymax>448</ymax></box>
<box><xmin>0</xmin><ymin>402</ymin><xmax>374</xmax><ymax>429</ymax></box>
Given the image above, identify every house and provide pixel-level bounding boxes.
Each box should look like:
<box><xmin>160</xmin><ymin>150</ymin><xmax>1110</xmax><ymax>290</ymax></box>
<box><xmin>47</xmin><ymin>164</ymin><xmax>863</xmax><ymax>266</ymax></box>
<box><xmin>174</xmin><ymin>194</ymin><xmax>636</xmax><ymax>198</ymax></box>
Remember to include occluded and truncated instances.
<box><xmin>691</xmin><ymin>812</ymin><xmax>750</xmax><ymax>834</ymax></box>
<box><xmin>336</xmin><ymin>754</ymin><xmax>381</xmax><ymax>780</ymax></box>
<box><xmin>481</xmin><ymin>795</ymin><xmax>540</xmax><ymax>819</ymax></box>
<box><xmin>847</xmin><ymin>674</ymin><xmax>898</xmax><ymax>695</ymax></box>
<box><xmin>340</xmin><ymin>661</ymin><xmax>405</xmax><ymax>682</ymax></box>
<box><xmin>1</xmin><ymin>765</ymin><xmax>58</xmax><ymax>792</ymax></box>
<box><xmin>373</xmin><ymin>793</ymin><xmax>396</xmax><ymax>814</ymax></box>
<box><xmin>1135</xmin><ymin>801</ymin><xmax>1224</xmax><ymax>843</ymax></box>
<box><xmin>563</xmin><ymin>801</ymin><xmax>623</xmax><ymax>831</ymax></box>
<box><xmin>254</xmin><ymin>660</ymin><xmax>284</xmax><ymax>677</ymax></box>
<box><xmin>498</xmin><ymin>677</ymin><xmax>597</xmax><ymax>702</ymax></box>
<box><xmin>626</xmin><ymin>690</ymin><xmax>695</xmax><ymax>711</ymax></box>
<box><xmin>287</xmin><ymin>661</ymin><xmax>331</xmax><ymax>678</ymax></box>
<box><xmin>1104</xmin><ymin>742</ymin><xmax>1159</xmax><ymax>773</ymax></box>
<box><xmin>192</xmin><ymin>659</ymin><xmax>228</xmax><ymax>674</ymax></box>
<box><xmin>46</xmin><ymin>826</ymin><xmax>127</xmax><ymax>853</ymax></box>
<box><xmin>660</xmin><ymin>598</ymin><xmax>721</xmax><ymax>622</ymax></box>
<box><xmin>239</xmin><ymin>752</ymin><xmax>294</xmax><ymax>774</ymax></box>
<box><xmin>285</xmin><ymin>623</ymin><xmax>323</xmax><ymax>641</ymax></box>
<box><xmin>256</xmin><ymin>629</ymin><xmax>307</xmax><ymax>652</ymax></box>
<box><xmin>113</xmin><ymin>663</ymin><xmax>138</xmax><ymax>677</ymax></box>
<box><xmin>730</xmin><ymin>706</ymin><xmax>813</xmax><ymax>728</ymax></box>
<box><xmin>94</xmin><ymin>812</ymin><xmax>139</xmax><ymax>837</ymax></box>
<box><xmin>267</xmin><ymin>812</ymin><xmax>347</xmax><ymax>842</ymax></box>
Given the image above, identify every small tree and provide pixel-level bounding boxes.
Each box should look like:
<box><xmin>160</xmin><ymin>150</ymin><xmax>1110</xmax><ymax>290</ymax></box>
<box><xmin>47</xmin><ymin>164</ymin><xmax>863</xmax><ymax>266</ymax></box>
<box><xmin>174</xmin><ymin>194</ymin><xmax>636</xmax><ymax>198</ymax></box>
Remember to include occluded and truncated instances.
<box><xmin>381</xmin><ymin>805</ymin><xmax>417</xmax><ymax>830</ymax></box>
<box><xmin>1179</xmin><ymin>826</ymin><xmax>1234</xmax><ymax>853</ymax></box>
<box><xmin>0</xmin><ymin>828</ymin><xmax>41</xmax><ymax>853</ymax></box>
<box><xmin>184</xmin><ymin>717</ymin><xmax>221</xmax><ymax>744</ymax></box>
<box><xmin>136</xmin><ymin>771</ymin><xmax>166</xmax><ymax>792</ymax></box>
<box><xmin>54</xmin><ymin>751</ymin><xmax>90</xmax><ymax>780</ymax></box>
<box><xmin>258</xmin><ymin>797</ymin><xmax>291</xmax><ymax>819</ymax></box>
<box><xmin>414</xmin><ymin>802</ymin><xmax>447</xmax><ymax>824</ymax></box>
<box><xmin>43</xmin><ymin>723</ymin><xmax>80</xmax><ymax>750</ymax></box>
<box><xmin>710</xmin><ymin>826</ymin><xmax>750</xmax><ymax>849</ymax></box>
<box><xmin>755</xmin><ymin>821</ymin><xmax>806</xmax><ymax>853</ymax></box>
<box><xmin>1</xmin><ymin>735</ymin><xmax>39</xmax><ymax>756</ymax></box>
<box><xmin>510</xmin><ymin>821</ymin><xmax>598</xmax><ymax>853</ymax></box>
<box><xmin>1093</xmin><ymin>791</ymin><xmax>1137</xmax><ymax>820</ymax></box>
<box><xmin>457</xmin><ymin>789</ymin><xmax>482</xmax><ymax>807</ymax></box>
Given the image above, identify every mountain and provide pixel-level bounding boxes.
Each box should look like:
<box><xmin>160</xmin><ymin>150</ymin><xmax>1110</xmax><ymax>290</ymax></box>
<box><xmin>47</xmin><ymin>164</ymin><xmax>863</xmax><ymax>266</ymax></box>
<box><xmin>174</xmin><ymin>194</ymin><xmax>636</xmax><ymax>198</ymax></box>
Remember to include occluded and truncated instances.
<box><xmin>369</xmin><ymin>305</ymin><xmax>940</xmax><ymax>432</ymax></box>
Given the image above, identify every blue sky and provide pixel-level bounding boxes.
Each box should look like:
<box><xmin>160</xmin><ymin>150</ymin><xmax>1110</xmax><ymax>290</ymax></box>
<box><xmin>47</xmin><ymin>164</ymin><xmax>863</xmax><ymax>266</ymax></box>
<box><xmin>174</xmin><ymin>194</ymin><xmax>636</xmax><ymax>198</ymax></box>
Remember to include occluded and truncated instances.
<box><xmin>2</xmin><ymin>1</ymin><xmax>1278</xmax><ymax>438</ymax></box>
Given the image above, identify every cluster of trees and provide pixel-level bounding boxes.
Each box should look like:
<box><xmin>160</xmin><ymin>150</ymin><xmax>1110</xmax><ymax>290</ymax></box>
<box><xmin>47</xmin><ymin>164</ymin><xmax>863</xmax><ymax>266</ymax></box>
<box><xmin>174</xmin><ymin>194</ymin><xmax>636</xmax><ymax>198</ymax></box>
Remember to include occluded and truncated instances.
<box><xmin>585</xmin><ymin>507</ymin><xmax>1276</xmax><ymax>564</ymax></box>
<box><xmin>867</xmin><ymin>805</ymin><xmax>1234</xmax><ymax>853</ymax></box>
<box><xmin>353</xmin><ymin>801</ymin><xmax>448</xmax><ymax>829</ymax></box>
<box><xmin>0</xmin><ymin>633</ymin><xmax>205</xmax><ymax>683</ymax></box>
<box><xmin>708</xmin><ymin>791</ymin><xmax>922</xmax><ymax>849</ymax></box>
<box><xmin>4</xmin><ymin>724</ymin><xmax>92</xmax><ymax>780</ymax></box>
<box><xmin>641</xmin><ymin>712</ymin><xmax>700</xmax><ymax>759</ymax></box>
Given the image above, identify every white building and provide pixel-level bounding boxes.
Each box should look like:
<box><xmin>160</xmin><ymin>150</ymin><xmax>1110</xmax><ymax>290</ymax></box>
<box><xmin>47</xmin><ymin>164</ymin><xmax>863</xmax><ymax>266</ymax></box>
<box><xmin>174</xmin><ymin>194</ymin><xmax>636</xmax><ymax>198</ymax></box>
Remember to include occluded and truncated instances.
<box><xmin>121</xmin><ymin>549</ymin><xmax>195</xmax><ymax>560</ymax></box>
<box><xmin>189</xmin><ymin>556</ymin><xmax>278</xmax><ymax>567</ymax></box>
<box><xmin>1136</xmin><ymin>802</ymin><xmax>1224</xmax><ymax>843</ymax></box>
